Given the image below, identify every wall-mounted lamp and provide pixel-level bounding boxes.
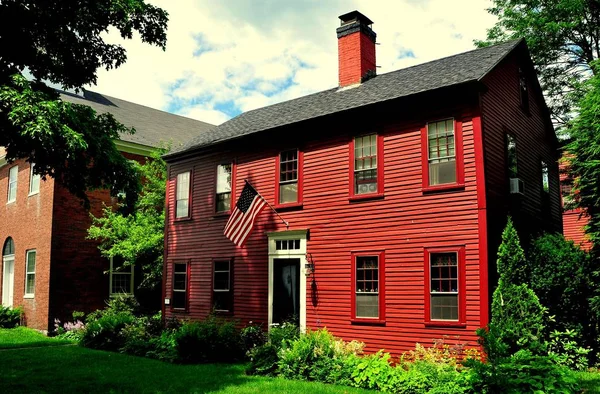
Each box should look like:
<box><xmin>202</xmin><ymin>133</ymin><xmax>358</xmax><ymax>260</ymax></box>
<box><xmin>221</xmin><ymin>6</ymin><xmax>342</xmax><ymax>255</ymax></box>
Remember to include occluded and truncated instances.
<box><xmin>305</xmin><ymin>253</ymin><xmax>315</xmax><ymax>276</ymax></box>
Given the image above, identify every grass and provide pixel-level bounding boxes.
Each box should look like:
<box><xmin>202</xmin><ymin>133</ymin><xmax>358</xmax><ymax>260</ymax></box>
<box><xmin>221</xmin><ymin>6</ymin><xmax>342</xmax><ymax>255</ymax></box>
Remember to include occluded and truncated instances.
<box><xmin>0</xmin><ymin>327</ymin><xmax>73</xmax><ymax>349</ymax></box>
<box><xmin>578</xmin><ymin>371</ymin><xmax>600</xmax><ymax>394</ymax></box>
<box><xmin>0</xmin><ymin>328</ymin><xmax>372</xmax><ymax>393</ymax></box>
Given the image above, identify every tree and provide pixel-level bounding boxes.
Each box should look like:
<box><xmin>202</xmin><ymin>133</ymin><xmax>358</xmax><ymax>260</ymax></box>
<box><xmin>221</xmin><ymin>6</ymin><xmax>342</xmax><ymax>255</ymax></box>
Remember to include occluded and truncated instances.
<box><xmin>565</xmin><ymin>64</ymin><xmax>600</xmax><ymax>250</ymax></box>
<box><xmin>87</xmin><ymin>149</ymin><xmax>166</xmax><ymax>289</ymax></box>
<box><xmin>0</xmin><ymin>1</ymin><xmax>168</xmax><ymax>208</ymax></box>
<box><xmin>477</xmin><ymin>0</ymin><xmax>600</xmax><ymax>129</ymax></box>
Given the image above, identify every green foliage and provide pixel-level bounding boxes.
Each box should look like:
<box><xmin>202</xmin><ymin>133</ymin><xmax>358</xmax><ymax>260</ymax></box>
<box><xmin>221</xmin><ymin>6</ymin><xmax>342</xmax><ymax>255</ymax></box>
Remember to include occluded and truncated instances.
<box><xmin>269</xmin><ymin>321</ymin><xmax>300</xmax><ymax>348</ymax></box>
<box><xmin>566</xmin><ymin>65</ymin><xmax>600</xmax><ymax>250</ymax></box>
<box><xmin>490</xmin><ymin>283</ymin><xmax>548</xmax><ymax>357</ymax></box>
<box><xmin>528</xmin><ymin>233</ymin><xmax>598</xmax><ymax>356</ymax></box>
<box><xmin>0</xmin><ymin>306</ymin><xmax>22</xmax><ymax>328</ymax></box>
<box><xmin>88</xmin><ymin>149</ymin><xmax>168</xmax><ymax>289</ymax></box>
<box><xmin>174</xmin><ymin>316</ymin><xmax>243</xmax><ymax>364</ymax></box>
<box><xmin>246</xmin><ymin>342</ymin><xmax>280</xmax><ymax>376</ymax></box>
<box><xmin>548</xmin><ymin>329</ymin><xmax>590</xmax><ymax>371</ymax></box>
<box><xmin>240</xmin><ymin>323</ymin><xmax>267</xmax><ymax>351</ymax></box>
<box><xmin>496</xmin><ymin>217</ymin><xmax>529</xmax><ymax>286</ymax></box>
<box><xmin>348</xmin><ymin>351</ymin><xmax>397</xmax><ymax>392</ymax></box>
<box><xmin>277</xmin><ymin>329</ymin><xmax>364</xmax><ymax>384</ymax></box>
<box><xmin>81</xmin><ymin>311</ymin><xmax>135</xmax><ymax>351</ymax></box>
<box><xmin>477</xmin><ymin>0</ymin><xmax>600</xmax><ymax>128</ymax></box>
<box><xmin>466</xmin><ymin>349</ymin><xmax>579</xmax><ymax>394</ymax></box>
<box><xmin>0</xmin><ymin>0</ymin><xmax>168</xmax><ymax>208</ymax></box>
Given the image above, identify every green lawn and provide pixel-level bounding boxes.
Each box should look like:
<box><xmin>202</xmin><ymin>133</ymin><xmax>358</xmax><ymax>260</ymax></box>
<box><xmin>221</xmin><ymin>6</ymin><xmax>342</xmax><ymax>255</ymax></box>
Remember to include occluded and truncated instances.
<box><xmin>0</xmin><ymin>327</ymin><xmax>73</xmax><ymax>349</ymax></box>
<box><xmin>0</xmin><ymin>328</ymin><xmax>371</xmax><ymax>394</ymax></box>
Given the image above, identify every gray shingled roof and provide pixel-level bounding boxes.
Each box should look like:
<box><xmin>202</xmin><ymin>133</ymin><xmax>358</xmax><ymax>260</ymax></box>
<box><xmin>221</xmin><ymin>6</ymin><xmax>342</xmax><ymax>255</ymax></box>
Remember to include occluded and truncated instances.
<box><xmin>60</xmin><ymin>90</ymin><xmax>214</xmax><ymax>149</ymax></box>
<box><xmin>168</xmin><ymin>39</ymin><xmax>522</xmax><ymax>159</ymax></box>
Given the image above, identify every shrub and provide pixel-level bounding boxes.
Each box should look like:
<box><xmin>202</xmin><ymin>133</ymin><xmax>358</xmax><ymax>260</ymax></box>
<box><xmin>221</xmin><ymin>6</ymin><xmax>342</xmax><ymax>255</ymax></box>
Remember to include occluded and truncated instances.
<box><xmin>347</xmin><ymin>350</ymin><xmax>397</xmax><ymax>392</ymax></box>
<box><xmin>241</xmin><ymin>323</ymin><xmax>267</xmax><ymax>353</ymax></box>
<box><xmin>0</xmin><ymin>306</ymin><xmax>22</xmax><ymax>328</ymax></box>
<box><xmin>529</xmin><ymin>233</ymin><xmax>598</xmax><ymax>356</ymax></box>
<box><xmin>174</xmin><ymin>316</ymin><xmax>242</xmax><ymax>363</ymax></box>
<box><xmin>146</xmin><ymin>329</ymin><xmax>178</xmax><ymax>362</ymax></box>
<box><xmin>246</xmin><ymin>342</ymin><xmax>280</xmax><ymax>376</ymax></box>
<box><xmin>466</xmin><ymin>349</ymin><xmax>579</xmax><ymax>393</ymax></box>
<box><xmin>269</xmin><ymin>321</ymin><xmax>299</xmax><ymax>348</ymax></box>
<box><xmin>548</xmin><ymin>329</ymin><xmax>590</xmax><ymax>371</ymax></box>
<box><xmin>277</xmin><ymin>329</ymin><xmax>363</xmax><ymax>383</ymax></box>
<box><xmin>81</xmin><ymin>311</ymin><xmax>135</xmax><ymax>350</ymax></box>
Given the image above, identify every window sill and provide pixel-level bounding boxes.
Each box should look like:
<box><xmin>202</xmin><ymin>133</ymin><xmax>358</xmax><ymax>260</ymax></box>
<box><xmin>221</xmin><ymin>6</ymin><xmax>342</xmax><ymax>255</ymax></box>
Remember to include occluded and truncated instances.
<box><xmin>351</xmin><ymin>318</ymin><xmax>386</xmax><ymax>326</ymax></box>
<box><xmin>422</xmin><ymin>183</ymin><xmax>465</xmax><ymax>194</ymax></box>
<box><xmin>6</xmin><ymin>200</ymin><xmax>15</xmax><ymax>205</ymax></box>
<box><xmin>23</xmin><ymin>294</ymin><xmax>34</xmax><ymax>299</ymax></box>
<box><xmin>171</xmin><ymin>307</ymin><xmax>188</xmax><ymax>313</ymax></box>
<box><xmin>349</xmin><ymin>193</ymin><xmax>384</xmax><ymax>202</ymax></box>
<box><xmin>110</xmin><ymin>293</ymin><xmax>134</xmax><ymax>298</ymax></box>
<box><xmin>425</xmin><ymin>321</ymin><xmax>467</xmax><ymax>328</ymax></box>
<box><xmin>28</xmin><ymin>192</ymin><xmax>39</xmax><ymax>197</ymax></box>
<box><xmin>275</xmin><ymin>202</ymin><xmax>303</xmax><ymax>211</ymax></box>
<box><xmin>174</xmin><ymin>216</ymin><xmax>192</xmax><ymax>223</ymax></box>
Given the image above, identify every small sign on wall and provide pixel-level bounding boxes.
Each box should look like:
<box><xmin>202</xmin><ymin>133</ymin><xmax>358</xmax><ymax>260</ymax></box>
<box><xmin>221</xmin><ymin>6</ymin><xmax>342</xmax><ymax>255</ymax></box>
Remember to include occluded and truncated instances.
<box><xmin>164</xmin><ymin>298</ymin><xmax>171</xmax><ymax>305</ymax></box>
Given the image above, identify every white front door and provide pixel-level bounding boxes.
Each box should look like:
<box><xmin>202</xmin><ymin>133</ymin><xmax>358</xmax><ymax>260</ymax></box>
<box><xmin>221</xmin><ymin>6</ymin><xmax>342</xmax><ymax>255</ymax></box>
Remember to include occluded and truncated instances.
<box><xmin>2</xmin><ymin>255</ymin><xmax>15</xmax><ymax>307</ymax></box>
<box><xmin>267</xmin><ymin>230</ymin><xmax>308</xmax><ymax>332</ymax></box>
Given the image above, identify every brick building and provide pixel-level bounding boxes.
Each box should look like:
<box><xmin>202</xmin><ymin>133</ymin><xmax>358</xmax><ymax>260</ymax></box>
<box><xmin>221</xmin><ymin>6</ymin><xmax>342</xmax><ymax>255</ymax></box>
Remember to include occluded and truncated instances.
<box><xmin>0</xmin><ymin>91</ymin><xmax>213</xmax><ymax>331</ymax></box>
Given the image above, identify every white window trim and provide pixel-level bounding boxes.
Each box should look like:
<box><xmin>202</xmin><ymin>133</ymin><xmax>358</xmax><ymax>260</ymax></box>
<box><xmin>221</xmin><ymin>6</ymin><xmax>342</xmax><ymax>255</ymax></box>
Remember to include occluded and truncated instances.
<box><xmin>24</xmin><ymin>250</ymin><xmax>36</xmax><ymax>298</ymax></box>
<box><xmin>175</xmin><ymin>171</ymin><xmax>191</xmax><ymax>218</ymax></box>
<box><xmin>109</xmin><ymin>257</ymin><xmax>134</xmax><ymax>297</ymax></box>
<box><xmin>29</xmin><ymin>163</ymin><xmax>40</xmax><ymax>196</ymax></box>
<box><xmin>7</xmin><ymin>166</ymin><xmax>18</xmax><ymax>204</ymax></box>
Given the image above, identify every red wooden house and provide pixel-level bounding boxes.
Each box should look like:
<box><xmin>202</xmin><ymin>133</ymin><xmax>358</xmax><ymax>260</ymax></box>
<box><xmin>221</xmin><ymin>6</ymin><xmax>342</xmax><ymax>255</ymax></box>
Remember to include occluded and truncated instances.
<box><xmin>163</xmin><ymin>11</ymin><xmax>561</xmax><ymax>354</ymax></box>
<box><xmin>0</xmin><ymin>91</ymin><xmax>213</xmax><ymax>331</ymax></box>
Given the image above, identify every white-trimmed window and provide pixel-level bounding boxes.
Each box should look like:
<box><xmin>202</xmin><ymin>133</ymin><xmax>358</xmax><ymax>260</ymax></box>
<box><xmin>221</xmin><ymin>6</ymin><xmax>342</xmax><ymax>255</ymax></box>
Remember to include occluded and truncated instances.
<box><xmin>541</xmin><ymin>161</ymin><xmax>549</xmax><ymax>193</ymax></box>
<box><xmin>29</xmin><ymin>163</ymin><xmax>40</xmax><ymax>195</ymax></box>
<box><xmin>428</xmin><ymin>119</ymin><xmax>456</xmax><ymax>185</ymax></box>
<box><xmin>24</xmin><ymin>250</ymin><xmax>36</xmax><ymax>297</ymax></box>
<box><xmin>7</xmin><ymin>166</ymin><xmax>18</xmax><ymax>203</ymax></box>
<box><xmin>213</xmin><ymin>260</ymin><xmax>232</xmax><ymax>312</ymax></box>
<box><xmin>175</xmin><ymin>171</ymin><xmax>191</xmax><ymax>218</ymax></box>
<box><xmin>109</xmin><ymin>257</ymin><xmax>134</xmax><ymax>296</ymax></box>
<box><xmin>216</xmin><ymin>164</ymin><xmax>232</xmax><ymax>213</ymax></box>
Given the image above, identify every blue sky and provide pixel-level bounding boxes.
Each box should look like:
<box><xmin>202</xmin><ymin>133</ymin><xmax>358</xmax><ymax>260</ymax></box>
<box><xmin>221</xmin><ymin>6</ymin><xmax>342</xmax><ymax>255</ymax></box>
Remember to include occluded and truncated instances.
<box><xmin>91</xmin><ymin>0</ymin><xmax>496</xmax><ymax>126</ymax></box>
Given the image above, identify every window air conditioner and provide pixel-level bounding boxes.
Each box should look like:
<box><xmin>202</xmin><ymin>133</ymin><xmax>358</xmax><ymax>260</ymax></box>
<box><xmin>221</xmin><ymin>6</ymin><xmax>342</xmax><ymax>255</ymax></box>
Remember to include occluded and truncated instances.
<box><xmin>509</xmin><ymin>178</ymin><xmax>524</xmax><ymax>194</ymax></box>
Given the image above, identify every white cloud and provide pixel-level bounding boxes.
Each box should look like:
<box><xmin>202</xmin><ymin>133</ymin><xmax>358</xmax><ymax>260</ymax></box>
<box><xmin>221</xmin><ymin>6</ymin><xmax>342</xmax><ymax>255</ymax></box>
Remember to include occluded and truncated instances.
<box><xmin>90</xmin><ymin>0</ymin><xmax>496</xmax><ymax>126</ymax></box>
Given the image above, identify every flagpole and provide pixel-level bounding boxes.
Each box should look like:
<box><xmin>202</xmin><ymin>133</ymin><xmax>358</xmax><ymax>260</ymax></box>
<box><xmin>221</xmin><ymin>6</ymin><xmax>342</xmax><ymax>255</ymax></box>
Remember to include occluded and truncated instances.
<box><xmin>245</xmin><ymin>179</ymin><xmax>289</xmax><ymax>229</ymax></box>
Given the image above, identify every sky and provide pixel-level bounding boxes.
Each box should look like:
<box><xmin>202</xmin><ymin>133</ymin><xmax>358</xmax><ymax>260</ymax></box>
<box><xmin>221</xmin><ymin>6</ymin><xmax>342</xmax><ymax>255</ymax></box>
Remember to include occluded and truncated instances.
<box><xmin>90</xmin><ymin>0</ymin><xmax>497</xmax><ymax>126</ymax></box>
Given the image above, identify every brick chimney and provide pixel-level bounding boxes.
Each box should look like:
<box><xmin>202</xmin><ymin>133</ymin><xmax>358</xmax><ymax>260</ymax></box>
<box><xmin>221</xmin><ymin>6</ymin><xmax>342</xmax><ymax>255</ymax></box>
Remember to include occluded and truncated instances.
<box><xmin>336</xmin><ymin>11</ymin><xmax>377</xmax><ymax>87</ymax></box>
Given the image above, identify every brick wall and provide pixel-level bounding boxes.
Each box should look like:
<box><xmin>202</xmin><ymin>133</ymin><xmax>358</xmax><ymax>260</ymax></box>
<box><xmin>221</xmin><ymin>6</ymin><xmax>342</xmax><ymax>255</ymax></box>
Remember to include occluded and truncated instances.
<box><xmin>338</xmin><ymin>31</ymin><xmax>376</xmax><ymax>87</ymax></box>
<box><xmin>0</xmin><ymin>159</ymin><xmax>55</xmax><ymax>330</ymax></box>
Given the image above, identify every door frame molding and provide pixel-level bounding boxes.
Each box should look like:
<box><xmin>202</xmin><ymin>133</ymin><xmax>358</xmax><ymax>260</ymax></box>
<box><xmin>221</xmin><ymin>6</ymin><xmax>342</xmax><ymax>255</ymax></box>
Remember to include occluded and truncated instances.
<box><xmin>2</xmin><ymin>254</ymin><xmax>15</xmax><ymax>307</ymax></box>
<box><xmin>267</xmin><ymin>230</ymin><xmax>308</xmax><ymax>332</ymax></box>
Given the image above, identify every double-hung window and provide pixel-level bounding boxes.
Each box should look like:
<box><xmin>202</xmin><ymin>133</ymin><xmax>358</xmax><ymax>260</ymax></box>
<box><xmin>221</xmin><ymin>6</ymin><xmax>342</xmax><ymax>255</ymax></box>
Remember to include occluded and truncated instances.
<box><xmin>350</xmin><ymin>134</ymin><xmax>383</xmax><ymax>198</ymax></box>
<box><xmin>506</xmin><ymin>134</ymin><xmax>518</xmax><ymax>179</ymax></box>
<box><xmin>109</xmin><ymin>257</ymin><xmax>134</xmax><ymax>296</ymax></box>
<box><xmin>216</xmin><ymin>164</ymin><xmax>232</xmax><ymax>213</ymax></box>
<box><xmin>175</xmin><ymin>172</ymin><xmax>191</xmax><ymax>219</ymax></box>
<box><xmin>426</xmin><ymin>119</ymin><xmax>458</xmax><ymax>186</ymax></box>
<box><xmin>352</xmin><ymin>251</ymin><xmax>385</xmax><ymax>322</ymax></box>
<box><xmin>277</xmin><ymin>150</ymin><xmax>301</xmax><ymax>205</ymax></box>
<box><xmin>29</xmin><ymin>163</ymin><xmax>40</xmax><ymax>195</ymax></box>
<box><xmin>172</xmin><ymin>262</ymin><xmax>188</xmax><ymax>310</ymax></box>
<box><xmin>24</xmin><ymin>250</ymin><xmax>36</xmax><ymax>297</ymax></box>
<box><xmin>425</xmin><ymin>247</ymin><xmax>466</xmax><ymax>325</ymax></box>
<box><xmin>213</xmin><ymin>260</ymin><xmax>232</xmax><ymax>312</ymax></box>
<box><xmin>541</xmin><ymin>161</ymin><xmax>549</xmax><ymax>194</ymax></box>
<box><xmin>7</xmin><ymin>166</ymin><xmax>17</xmax><ymax>203</ymax></box>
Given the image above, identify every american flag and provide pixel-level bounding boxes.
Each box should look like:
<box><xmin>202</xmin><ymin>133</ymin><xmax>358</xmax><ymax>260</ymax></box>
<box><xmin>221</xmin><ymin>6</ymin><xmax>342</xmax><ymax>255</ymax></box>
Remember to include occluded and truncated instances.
<box><xmin>224</xmin><ymin>182</ymin><xmax>267</xmax><ymax>246</ymax></box>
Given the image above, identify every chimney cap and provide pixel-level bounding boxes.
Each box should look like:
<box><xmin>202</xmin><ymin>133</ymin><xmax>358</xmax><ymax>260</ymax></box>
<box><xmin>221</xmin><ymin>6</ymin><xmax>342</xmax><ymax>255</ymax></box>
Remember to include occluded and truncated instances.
<box><xmin>338</xmin><ymin>10</ymin><xmax>373</xmax><ymax>27</ymax></box>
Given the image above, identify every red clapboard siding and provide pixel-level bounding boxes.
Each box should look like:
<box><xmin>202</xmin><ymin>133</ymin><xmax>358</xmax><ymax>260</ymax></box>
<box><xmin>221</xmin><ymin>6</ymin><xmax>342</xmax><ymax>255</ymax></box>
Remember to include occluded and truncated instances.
<box><xmin>165</xmin><ymin>107</ymin><xmax>487</xmax><ymax>356</ymax></box>
<box><xmin>480</xmin><ymin>51</ymin><xmax>562</xmax><ymax>289</ymax></box>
